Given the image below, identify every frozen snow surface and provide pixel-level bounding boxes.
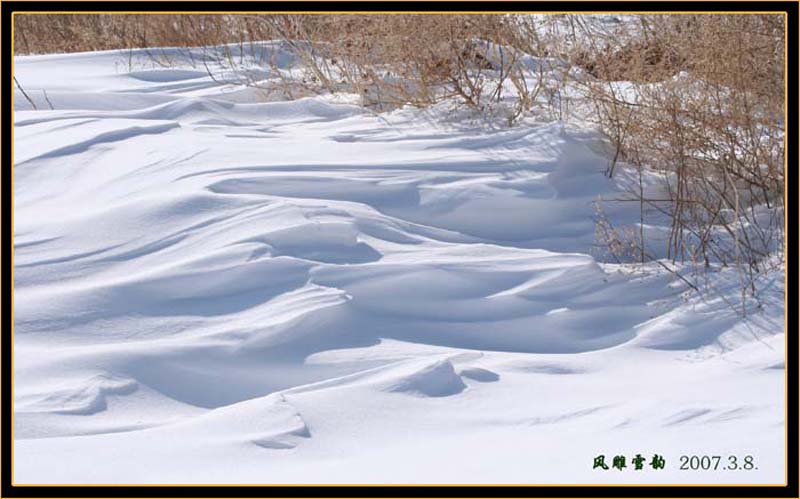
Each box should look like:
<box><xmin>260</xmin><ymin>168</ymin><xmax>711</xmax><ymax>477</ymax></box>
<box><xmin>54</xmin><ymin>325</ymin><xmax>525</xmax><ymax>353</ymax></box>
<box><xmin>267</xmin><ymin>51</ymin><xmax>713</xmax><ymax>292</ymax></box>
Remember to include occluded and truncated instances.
<box><xmin>13</xmin><ymin>46</ymin><xmax>785</xmax><ymax>485</ymax></box>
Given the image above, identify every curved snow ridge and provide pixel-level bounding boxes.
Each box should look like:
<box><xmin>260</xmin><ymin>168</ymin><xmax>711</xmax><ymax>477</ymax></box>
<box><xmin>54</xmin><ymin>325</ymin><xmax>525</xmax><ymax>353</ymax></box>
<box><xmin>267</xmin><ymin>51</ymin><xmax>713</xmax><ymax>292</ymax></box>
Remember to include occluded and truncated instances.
<box><xmin>15</xmin><ymin>253</ymin><xmax>316</xmax><ymax>327</ymax></box>
<box><xmin>16</xmin><ymin>373</ymin><xmax>138</xmax><ymax>416</ymax></box>
<box><xmin>127</xmin><ymin>69</ymin><xmax>211</xmax><ymax>83</ymax></box>
<box><xmin>15</xmin><ymin>94</ymin><xmax>362</xmax><ymax>129</ymax></box>
<box><xmin>239</xmin><ymin>221</ymin><xmax>384</xmax><ymax>265</ymax></box>
<box><xmin>14</xmin><ymin>92</ymin><xmax>179</xmax><ymax>117</ymax></box>
<box><xmin>128</xmin><ymin>95</ymin><xmax>364</xmax><ymax>124</ymax></box>
<box><xmin>120</xmin><ymin>356</ymin><xmax>486</xmax><ymax>450</ymax></box>
<box><xmin>155</xmin><ymin>392</ymin><xmax>312</xmax><ymax>449</ymax></box>
<box><xmin>380</xmin><ymin>358</ymin><xmax>467</xmax><ymax>397</ymax></box>
<box><xmin>165</xmin><ymin>358</ymin><xmax>472</xmax><ymax>445</ymax></box>
<box><xmin>15</xmin><ymin>119</ymin><xmax>180</xmax><ymax>164</ymax></box>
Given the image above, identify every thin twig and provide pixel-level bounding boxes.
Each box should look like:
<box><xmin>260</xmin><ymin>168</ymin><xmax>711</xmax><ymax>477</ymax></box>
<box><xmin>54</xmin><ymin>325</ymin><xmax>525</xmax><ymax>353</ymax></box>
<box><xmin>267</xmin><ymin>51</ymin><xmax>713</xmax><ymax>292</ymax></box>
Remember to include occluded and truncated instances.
<box><xmin>14</xmin><ymin>76</ymin><xmax>37</xmax><ymax>110</ymax></box>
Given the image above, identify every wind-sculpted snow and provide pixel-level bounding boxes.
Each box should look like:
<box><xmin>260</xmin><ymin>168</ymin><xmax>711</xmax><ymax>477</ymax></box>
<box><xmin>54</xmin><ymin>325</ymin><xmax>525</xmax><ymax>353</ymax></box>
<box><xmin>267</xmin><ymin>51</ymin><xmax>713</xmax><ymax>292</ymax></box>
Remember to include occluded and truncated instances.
<box><xmin>12</xmin><ymin>48</ymin><xmax>785</xmax><ymax>484</ymax></box>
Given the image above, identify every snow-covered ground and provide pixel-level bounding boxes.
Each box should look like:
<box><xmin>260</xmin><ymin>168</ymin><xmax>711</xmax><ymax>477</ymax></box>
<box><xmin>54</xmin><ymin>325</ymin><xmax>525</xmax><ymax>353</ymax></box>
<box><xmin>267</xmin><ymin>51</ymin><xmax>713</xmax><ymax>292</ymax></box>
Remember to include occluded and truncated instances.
<box><xmin>12</xmin><ymin>46</ymin><xmax>785</xmax><ymax>485</ymax></box>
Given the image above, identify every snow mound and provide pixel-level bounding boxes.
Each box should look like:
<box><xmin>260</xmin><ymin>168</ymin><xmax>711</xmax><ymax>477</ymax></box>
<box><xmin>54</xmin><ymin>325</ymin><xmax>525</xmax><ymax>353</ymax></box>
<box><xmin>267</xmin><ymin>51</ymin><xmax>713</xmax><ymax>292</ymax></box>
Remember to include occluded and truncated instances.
<box><xmin>17</xmin><ymin>373</ymin><xmax>138</xmax><ymax>415</ymax></box>
<box><xmin>379</xmin><ymin>359</ymin><xmax>467</xmax><ymax>397</ymax></box>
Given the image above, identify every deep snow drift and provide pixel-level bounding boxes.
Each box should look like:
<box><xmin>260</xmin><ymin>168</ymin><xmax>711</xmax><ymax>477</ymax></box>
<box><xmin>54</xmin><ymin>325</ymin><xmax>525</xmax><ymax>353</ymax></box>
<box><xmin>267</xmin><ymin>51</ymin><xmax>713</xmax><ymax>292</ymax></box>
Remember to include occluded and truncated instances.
<box><xmin>12</xmin><ymin>45</ymin><xmax>785</xmax><ymax>484</ymax></box>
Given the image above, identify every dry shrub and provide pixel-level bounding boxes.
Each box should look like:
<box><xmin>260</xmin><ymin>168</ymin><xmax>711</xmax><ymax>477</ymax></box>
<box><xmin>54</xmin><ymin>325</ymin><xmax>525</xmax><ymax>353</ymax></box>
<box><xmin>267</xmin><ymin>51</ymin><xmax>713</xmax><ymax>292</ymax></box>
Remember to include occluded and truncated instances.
<box><xmin>255</xmin><ymin>14</ymin><xmax>538</xmax><ymax>114</ymax></box>
<box><xmin>14</xmin><ymin>14</ymin><xmax>278</xmax><ymax>54</ymax></box>
<box><xmin>574</xmin><ymin>14</ymin><xmax>785</xmax><ymax>312</ymax></box>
